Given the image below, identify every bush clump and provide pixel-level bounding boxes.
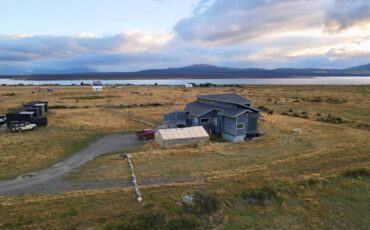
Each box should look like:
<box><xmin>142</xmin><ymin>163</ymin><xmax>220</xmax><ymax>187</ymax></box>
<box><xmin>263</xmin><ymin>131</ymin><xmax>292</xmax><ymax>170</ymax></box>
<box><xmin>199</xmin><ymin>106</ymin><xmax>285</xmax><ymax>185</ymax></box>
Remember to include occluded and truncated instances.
<box><xmin>317</xmin><ymin>114</ymin><xmax>346</xmax><ymax>124</ymax></box>
<box><xmin>182</xmin><ymin>189</ymin><xmax>220</xmax><ymax>216</ymax></box>
<box><xmin>166</xmin><ymin>214</ymin><xmax>201</xmax><ymax>230</ymax></box>
<box><xmin>342</xmin><ymin>168</ymin><xmax>369</xmax><ymax>179</ymax></box>
<box><xmin>326</xmin><ymin>97</ymin><xmax>347</xmax><ymax>104</ymax></box>
<box><xmin>257</xmin><ymin>106</ymin><xmax>270</xmax><ymax>112</ymax></box>
<box><xmin>2</xmin><ymin>92</ymin><xmax>16</xmax><ymax>96</ymax></box>
<box><xmin>240</xmin><ymin>186</ymin><xmax>280</xmax><ymax>205</ymax></box>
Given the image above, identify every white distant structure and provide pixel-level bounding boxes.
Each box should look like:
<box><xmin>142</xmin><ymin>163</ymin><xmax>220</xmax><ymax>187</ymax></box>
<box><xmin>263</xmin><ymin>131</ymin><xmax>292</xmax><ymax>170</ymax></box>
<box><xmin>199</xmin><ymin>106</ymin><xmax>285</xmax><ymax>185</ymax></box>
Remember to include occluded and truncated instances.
<box><xmin>185</xmin><ymin>83</ymin><xmax>193</xmax><ymax>88</ymax></box>
<box><xmin>155</xmin><ymin>126</ymin><xmax>209</xmax><ymax>147</ymax></box>
<box><xmin>92</xmin><ymin>86</ymin><xmax>103</xmax><ymax>92</ymax></box>
<box><xmin>92</xmin><ymin>81</ymin><xmax>103</xmax><ymax>92</ymax></box>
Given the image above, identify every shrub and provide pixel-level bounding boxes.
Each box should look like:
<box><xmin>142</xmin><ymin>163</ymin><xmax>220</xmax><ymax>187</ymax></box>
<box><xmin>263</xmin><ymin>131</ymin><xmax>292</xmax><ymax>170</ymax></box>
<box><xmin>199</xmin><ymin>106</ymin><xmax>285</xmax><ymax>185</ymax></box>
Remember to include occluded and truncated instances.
<box><xmin>241</xmin><ymin>186</ymin><xmax>279</xmax><ymax>205</ymax></box>
<box><xmin>317</xmin><ymin>115</ymin><xmax>346</xmax><ymax>124</ymax></box>
<box><xmin>326</xmin><ymin>97</ymin><xmax>347</xmax><ymax>104</ymax></box>
<box><xmin>167</xmin><ymin>214</ymin><xmax>201</xmax><ymax>230</ymax></box>
<box><xmin>342</xmin><ymin>168</ymin><xmax>369</xmax><ymax>179</ymax></box>
<box><xmin>257</xmin><ymin>106</ymin><xmax>270</xmax><ymax>112</ymax></box>
<box><xmin>182</xmin><ymin>189</ymin><xmax>219</xmax><ymax>216</ymax></box>
<box><xmin>311</xmin><ymin>97</ymin><xmax>323</xmax><ymax>102</ymax></box>
<box><xmin>2</xmin><ymin>92</ymin><xmax>16</xmax><ymax>96</ymax></box>
<box><xmin>138</xmin><ymin>210</ymin><xmax>167</xmax><ymax>229</ymax></box>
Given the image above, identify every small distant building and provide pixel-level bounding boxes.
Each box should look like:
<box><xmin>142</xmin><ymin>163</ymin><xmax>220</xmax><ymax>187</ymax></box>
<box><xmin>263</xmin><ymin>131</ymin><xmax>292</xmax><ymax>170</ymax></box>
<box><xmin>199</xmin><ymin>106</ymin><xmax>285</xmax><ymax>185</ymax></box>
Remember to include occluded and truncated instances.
<box><xmin>92</xmin><ymin>81</ymin><xmax>103</xmax><ymax>92</ymax></box>
<box><xmin>93</xmin><ymin>81</ymin><xmax>103</xmax><ymax>86</ymax></box>
<box><xmin>155</xmin><ymin>126</ymin><xmax>209</xmax><ymax>147</ymax></box>
<box><xmin>92</xmin><ymin>86</ymin><xmax>103</xmax><ymax>92</ymax></box>
<box><xmin>184</xmin><ymin>83</ymin><xmax>193</xmax><ymax>88</ymax></box>
<box><xmin>163</xmin><ymin>93</ymin><xmax>261</xmax><ymax>143</ymax></box>
<box><xmin>37</xmin><ymin>87</ymin><xmax>54</xmax><ymax>92</ymax></box>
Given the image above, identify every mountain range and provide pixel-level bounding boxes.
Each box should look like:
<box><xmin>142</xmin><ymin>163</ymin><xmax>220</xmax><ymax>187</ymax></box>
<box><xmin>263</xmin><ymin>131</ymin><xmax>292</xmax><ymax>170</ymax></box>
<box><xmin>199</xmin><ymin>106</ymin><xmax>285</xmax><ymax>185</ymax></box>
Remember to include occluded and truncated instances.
<box><xmin>1</xmin><ymin>63</ymin><xmax>370</xmax><ymax>80</ymax></box>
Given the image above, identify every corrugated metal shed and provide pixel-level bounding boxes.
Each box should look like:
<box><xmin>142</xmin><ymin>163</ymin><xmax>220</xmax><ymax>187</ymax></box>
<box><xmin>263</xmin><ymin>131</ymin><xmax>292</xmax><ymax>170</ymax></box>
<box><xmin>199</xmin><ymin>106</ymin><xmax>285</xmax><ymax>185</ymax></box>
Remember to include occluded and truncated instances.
<box><xmin>155</xmin><ymin>126</ymin><xmax>209</xmax><ymax>147</ymax></box>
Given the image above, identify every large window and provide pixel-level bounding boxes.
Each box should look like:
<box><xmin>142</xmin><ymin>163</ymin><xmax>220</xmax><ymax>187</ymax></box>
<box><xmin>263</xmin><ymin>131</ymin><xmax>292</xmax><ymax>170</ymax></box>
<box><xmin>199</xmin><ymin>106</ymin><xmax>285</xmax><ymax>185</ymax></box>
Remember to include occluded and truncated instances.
<box><xmin>237</xmin><ymin>123</ymin><xmax>244</xmax><ymax>129</ymax></box>
<box><xmin>200</xmin><ymin>118</ymin><xmax>210</xmax><ymax>123</ymax></box>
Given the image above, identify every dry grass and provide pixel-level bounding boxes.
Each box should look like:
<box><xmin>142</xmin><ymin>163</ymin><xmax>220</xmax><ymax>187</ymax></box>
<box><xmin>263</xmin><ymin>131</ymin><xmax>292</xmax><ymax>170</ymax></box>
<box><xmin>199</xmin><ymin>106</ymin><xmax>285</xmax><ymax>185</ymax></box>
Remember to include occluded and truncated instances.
<box><xmin>0</xmin><ymin>85</ymin><xmax>369</xmax><ymax>228</ymax></box>
<box><xmin>0</xmin><ymin>128</ymin><xmax>101</xmax><ymax>179</ymax></box>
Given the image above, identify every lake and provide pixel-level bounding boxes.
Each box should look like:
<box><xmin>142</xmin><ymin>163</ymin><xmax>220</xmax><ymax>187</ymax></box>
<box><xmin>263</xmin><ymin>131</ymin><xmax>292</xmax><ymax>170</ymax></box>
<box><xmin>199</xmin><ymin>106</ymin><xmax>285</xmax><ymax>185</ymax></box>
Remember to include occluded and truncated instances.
<box><xmin>0</xmin><ymin>77</ymin><xmax>370</xmax><ymax>86</ymax></box>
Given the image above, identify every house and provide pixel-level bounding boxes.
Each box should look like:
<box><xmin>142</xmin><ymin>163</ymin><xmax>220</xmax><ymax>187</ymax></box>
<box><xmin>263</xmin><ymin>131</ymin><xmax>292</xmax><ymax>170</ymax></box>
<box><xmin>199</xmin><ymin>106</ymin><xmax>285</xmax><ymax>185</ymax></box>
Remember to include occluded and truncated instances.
<box><xmin>184</xmin><ymin>83</ymin><xmax>193</xmax><ymax>88</ymax></box>
<box><xmin>163</xmin><ymin>93</ymin><xmax>260</xmax><ymax>143</ymax></box>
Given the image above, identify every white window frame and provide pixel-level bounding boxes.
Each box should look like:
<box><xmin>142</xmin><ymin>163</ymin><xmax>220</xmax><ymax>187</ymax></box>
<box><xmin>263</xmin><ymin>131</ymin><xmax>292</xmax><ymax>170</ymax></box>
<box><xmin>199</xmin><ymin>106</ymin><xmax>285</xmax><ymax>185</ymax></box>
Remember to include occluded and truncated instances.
<box><xmin>200</xmin><ymin>118</ymin><xmax>210</xmax><ymax>124</ymax></box>
<box><xmin>236</xmin><ymin>123</ymin><xmax>244</xmax><ymax>129</ymax></box>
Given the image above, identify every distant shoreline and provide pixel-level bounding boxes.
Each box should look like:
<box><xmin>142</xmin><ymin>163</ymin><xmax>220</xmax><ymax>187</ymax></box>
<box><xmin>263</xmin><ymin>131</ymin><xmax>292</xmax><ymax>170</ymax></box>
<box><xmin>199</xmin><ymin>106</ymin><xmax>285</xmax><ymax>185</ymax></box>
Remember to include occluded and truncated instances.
<box><xmin>2</xmin><ymin>75</ymin><xmax>370</xmax><ymax>81</ymax></box>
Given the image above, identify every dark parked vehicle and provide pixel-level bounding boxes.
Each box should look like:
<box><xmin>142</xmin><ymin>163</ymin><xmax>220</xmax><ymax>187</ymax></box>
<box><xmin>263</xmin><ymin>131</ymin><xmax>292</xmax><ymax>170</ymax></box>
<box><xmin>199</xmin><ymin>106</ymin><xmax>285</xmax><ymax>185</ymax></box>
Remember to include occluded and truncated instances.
<box><xmin>136</xmin><ymin>129</ymin><xmax>156</xmax><ymax>140</ymax></box>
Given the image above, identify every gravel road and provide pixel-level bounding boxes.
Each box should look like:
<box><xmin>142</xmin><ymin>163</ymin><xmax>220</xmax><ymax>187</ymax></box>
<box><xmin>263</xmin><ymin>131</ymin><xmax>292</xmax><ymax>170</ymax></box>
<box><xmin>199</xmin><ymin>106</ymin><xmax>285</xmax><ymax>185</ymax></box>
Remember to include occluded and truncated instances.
<box><xmin>0</xmin><ymin>133</ymin><xmax>140</xmax><ymax>196</ymax></box>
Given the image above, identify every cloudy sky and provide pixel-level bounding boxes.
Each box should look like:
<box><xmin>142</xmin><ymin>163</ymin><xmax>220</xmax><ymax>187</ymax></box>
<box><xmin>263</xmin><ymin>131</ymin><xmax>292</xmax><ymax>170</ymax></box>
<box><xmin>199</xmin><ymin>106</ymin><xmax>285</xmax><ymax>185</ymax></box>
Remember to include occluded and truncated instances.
<box><xmin>1</xmin><ymin>0</ymin><xmax>370</xmax><ymax>74</ymax></box>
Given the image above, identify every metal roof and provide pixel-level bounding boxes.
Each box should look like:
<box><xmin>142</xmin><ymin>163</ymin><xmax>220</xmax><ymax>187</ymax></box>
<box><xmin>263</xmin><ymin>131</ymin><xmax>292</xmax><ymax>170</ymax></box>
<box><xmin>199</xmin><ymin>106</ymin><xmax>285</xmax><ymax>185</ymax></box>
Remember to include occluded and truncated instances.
<box><xmin>24</xmin><ymin>101</ymin><xmax>47</xmax><ymax>106</ymax></box>
<box><xmin>19</xmin><ymin>111</ymin><xmax>34</xmax><ymax>115</ymax></box>
<box><xmin>185</xmin><ymin>101</ymin><xmax>258</xmax><ymax>118</ymax></box>
<box><xmin>7</xmin><ymin>108</ymin><xmax>28</xmax><ymax>114</ymax></box>
<box><xmin>164</xmin><ymin>111</ymin><xmax>187</xmax><ymax>122</ymax></box>
<box><xmin>157</xmin><ymin>126</ymin><xmax>209</xmax><ymax>141</ymax></box>
<box><xmin>184</xmin><ymin>102</ymin><xmax>222</xmax><ymax>117</ymax></box>
<box><xmin>197</xmin><ymin>93</ymin><xmax>251</xmax><ymax>105</ymax></box>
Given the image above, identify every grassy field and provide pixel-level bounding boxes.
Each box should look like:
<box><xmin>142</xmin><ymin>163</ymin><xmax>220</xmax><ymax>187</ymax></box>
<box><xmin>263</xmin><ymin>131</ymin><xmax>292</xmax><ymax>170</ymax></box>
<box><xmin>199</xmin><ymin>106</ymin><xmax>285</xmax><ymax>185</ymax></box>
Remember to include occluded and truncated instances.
<box><xmin>0</xmin><ymin>85</ymin><xmax>369</xmax><ymax>229</ymax></box>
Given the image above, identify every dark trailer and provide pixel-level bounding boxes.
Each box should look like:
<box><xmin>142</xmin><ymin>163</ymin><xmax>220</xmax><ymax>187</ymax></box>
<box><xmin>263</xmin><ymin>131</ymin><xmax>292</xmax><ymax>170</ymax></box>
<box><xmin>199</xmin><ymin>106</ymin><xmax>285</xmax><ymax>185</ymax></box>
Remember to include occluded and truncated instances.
<box><xmin>23</xmin><ymin>101</ymin><xmax>48</xmax><ymax>116</ymax></box>
<box><xmin>6</xmin><ymin>108</ymin><xmax>35</xmax><ymax>128</ymax></box>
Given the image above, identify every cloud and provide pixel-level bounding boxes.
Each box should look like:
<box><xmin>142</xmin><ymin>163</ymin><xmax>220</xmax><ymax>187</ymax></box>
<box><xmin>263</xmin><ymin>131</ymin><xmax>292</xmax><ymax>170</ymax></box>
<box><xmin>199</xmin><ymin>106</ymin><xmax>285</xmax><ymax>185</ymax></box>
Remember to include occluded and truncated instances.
<box><xmin>325</xmin><ymin>0</ymin><xmax>370</xmax><ymax>32</ymax></box>
<box><xmin>0</xmin><ymin>31</ymin><xmax>177</xmax><ymax>73</ymax></box>
<box><xmin>0</xmin><ymin>31</ymin><xmax>173</xmax><ymax>63</ymax></box>
<box><xmin>2</xmin><ymin>0</ymin><xmax>370</xmax><ymax>74</ymax></box>
<box><xmin>175</xmin><ymin>0</ymin><xmax>323</xmax><ymax>46</ymax></box>
<box><xmin>175</xmin><ymin>0</ymin><xmax>370</xmax><ymax>46</ymax></box>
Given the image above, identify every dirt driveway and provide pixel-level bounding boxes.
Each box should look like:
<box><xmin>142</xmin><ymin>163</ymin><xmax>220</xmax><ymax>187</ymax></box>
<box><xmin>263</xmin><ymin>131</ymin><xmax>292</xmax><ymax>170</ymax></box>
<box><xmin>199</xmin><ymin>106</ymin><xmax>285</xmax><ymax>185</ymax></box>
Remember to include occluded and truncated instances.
<box><xmin>0</xmin><ymin>133</ymin><xmax>140</xmax><ymax>196</ymax></box>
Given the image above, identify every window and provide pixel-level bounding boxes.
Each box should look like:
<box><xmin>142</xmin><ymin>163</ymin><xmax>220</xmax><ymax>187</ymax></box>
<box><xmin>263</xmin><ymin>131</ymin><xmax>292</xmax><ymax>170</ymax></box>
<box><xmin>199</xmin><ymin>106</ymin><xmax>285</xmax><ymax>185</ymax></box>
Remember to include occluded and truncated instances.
<box><xmin>200</xmin><ymin>118</ymin><xmax>210</xmax><ymax>123</ymax></box>
<box><xmin>237</xmin><ymin>123</ymin><xmax>244</xmax><ymax>129</ymax></box>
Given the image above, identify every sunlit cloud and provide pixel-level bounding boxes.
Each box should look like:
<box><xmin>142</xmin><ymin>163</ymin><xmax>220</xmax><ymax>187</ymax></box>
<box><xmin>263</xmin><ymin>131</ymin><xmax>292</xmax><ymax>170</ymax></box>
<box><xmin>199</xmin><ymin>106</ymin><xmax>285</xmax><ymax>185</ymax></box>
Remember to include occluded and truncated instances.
<box><xmin>1</xmin><ymin>0</ymin><xmax>370</xmax><ymax>74</ymax></box>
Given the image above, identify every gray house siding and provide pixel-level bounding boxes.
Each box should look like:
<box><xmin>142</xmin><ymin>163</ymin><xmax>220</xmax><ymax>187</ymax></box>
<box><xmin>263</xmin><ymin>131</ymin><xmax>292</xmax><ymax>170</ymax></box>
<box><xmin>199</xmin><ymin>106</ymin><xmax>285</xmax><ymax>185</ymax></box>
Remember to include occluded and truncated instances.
<box><xmin>235</xmin><ymin>113</ymin><xmax>248</xmax><ymax>136</ymax></box>
<box><xmin>247</xmin><ymin>112</ymin><xmax>259</xmax><ymax>133</ymax></box>
<box><xmin>222</xmin><ymin>116</ymin><xmax>236</xmax><ymax>136</ymax></box>
<box><xmin>198</xmin><ymin>111</ymin><xmax>219</xmax><ymax>133</ymax></box>
<box><xmin>163</xmin><ymin>111</ymin><xmax>187</xmax><ymax>128</ymax></box>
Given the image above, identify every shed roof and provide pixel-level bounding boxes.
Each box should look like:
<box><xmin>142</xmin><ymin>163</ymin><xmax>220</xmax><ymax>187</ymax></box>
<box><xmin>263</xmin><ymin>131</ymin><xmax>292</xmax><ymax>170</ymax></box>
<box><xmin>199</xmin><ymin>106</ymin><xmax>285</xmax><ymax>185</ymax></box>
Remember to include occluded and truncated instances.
<box><xmin>157</xmin><ymin>126</ymin><xmax>209</xmax><ymax>141</ymax></box>
<box><xmin>24</xmin><ymin>101</ymin><xmax>47</xmax><ymax>106</ymax></box>
<box><xmin>7</xmin><ymin>108</ymin><xmax>28</xmax><ymax>114</ymax></box>
<box><xmin>19</xmin><ymin>111</ymin><xmax>34</xmax><ymax>115</ymax></box>
<box><xmin>197</xmin><ymin>93</ymin><xmax>251</xmax><ymax>105</ymax></box>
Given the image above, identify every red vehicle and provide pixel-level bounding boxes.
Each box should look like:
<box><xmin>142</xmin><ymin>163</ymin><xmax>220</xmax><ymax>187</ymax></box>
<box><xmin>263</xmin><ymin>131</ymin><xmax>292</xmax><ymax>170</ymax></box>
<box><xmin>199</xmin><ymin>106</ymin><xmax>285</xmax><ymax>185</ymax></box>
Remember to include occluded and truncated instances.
<box><xmin>136</xmin><ymin>129</ymin><xmax>156</xmax><ymax>140</ymax></box>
